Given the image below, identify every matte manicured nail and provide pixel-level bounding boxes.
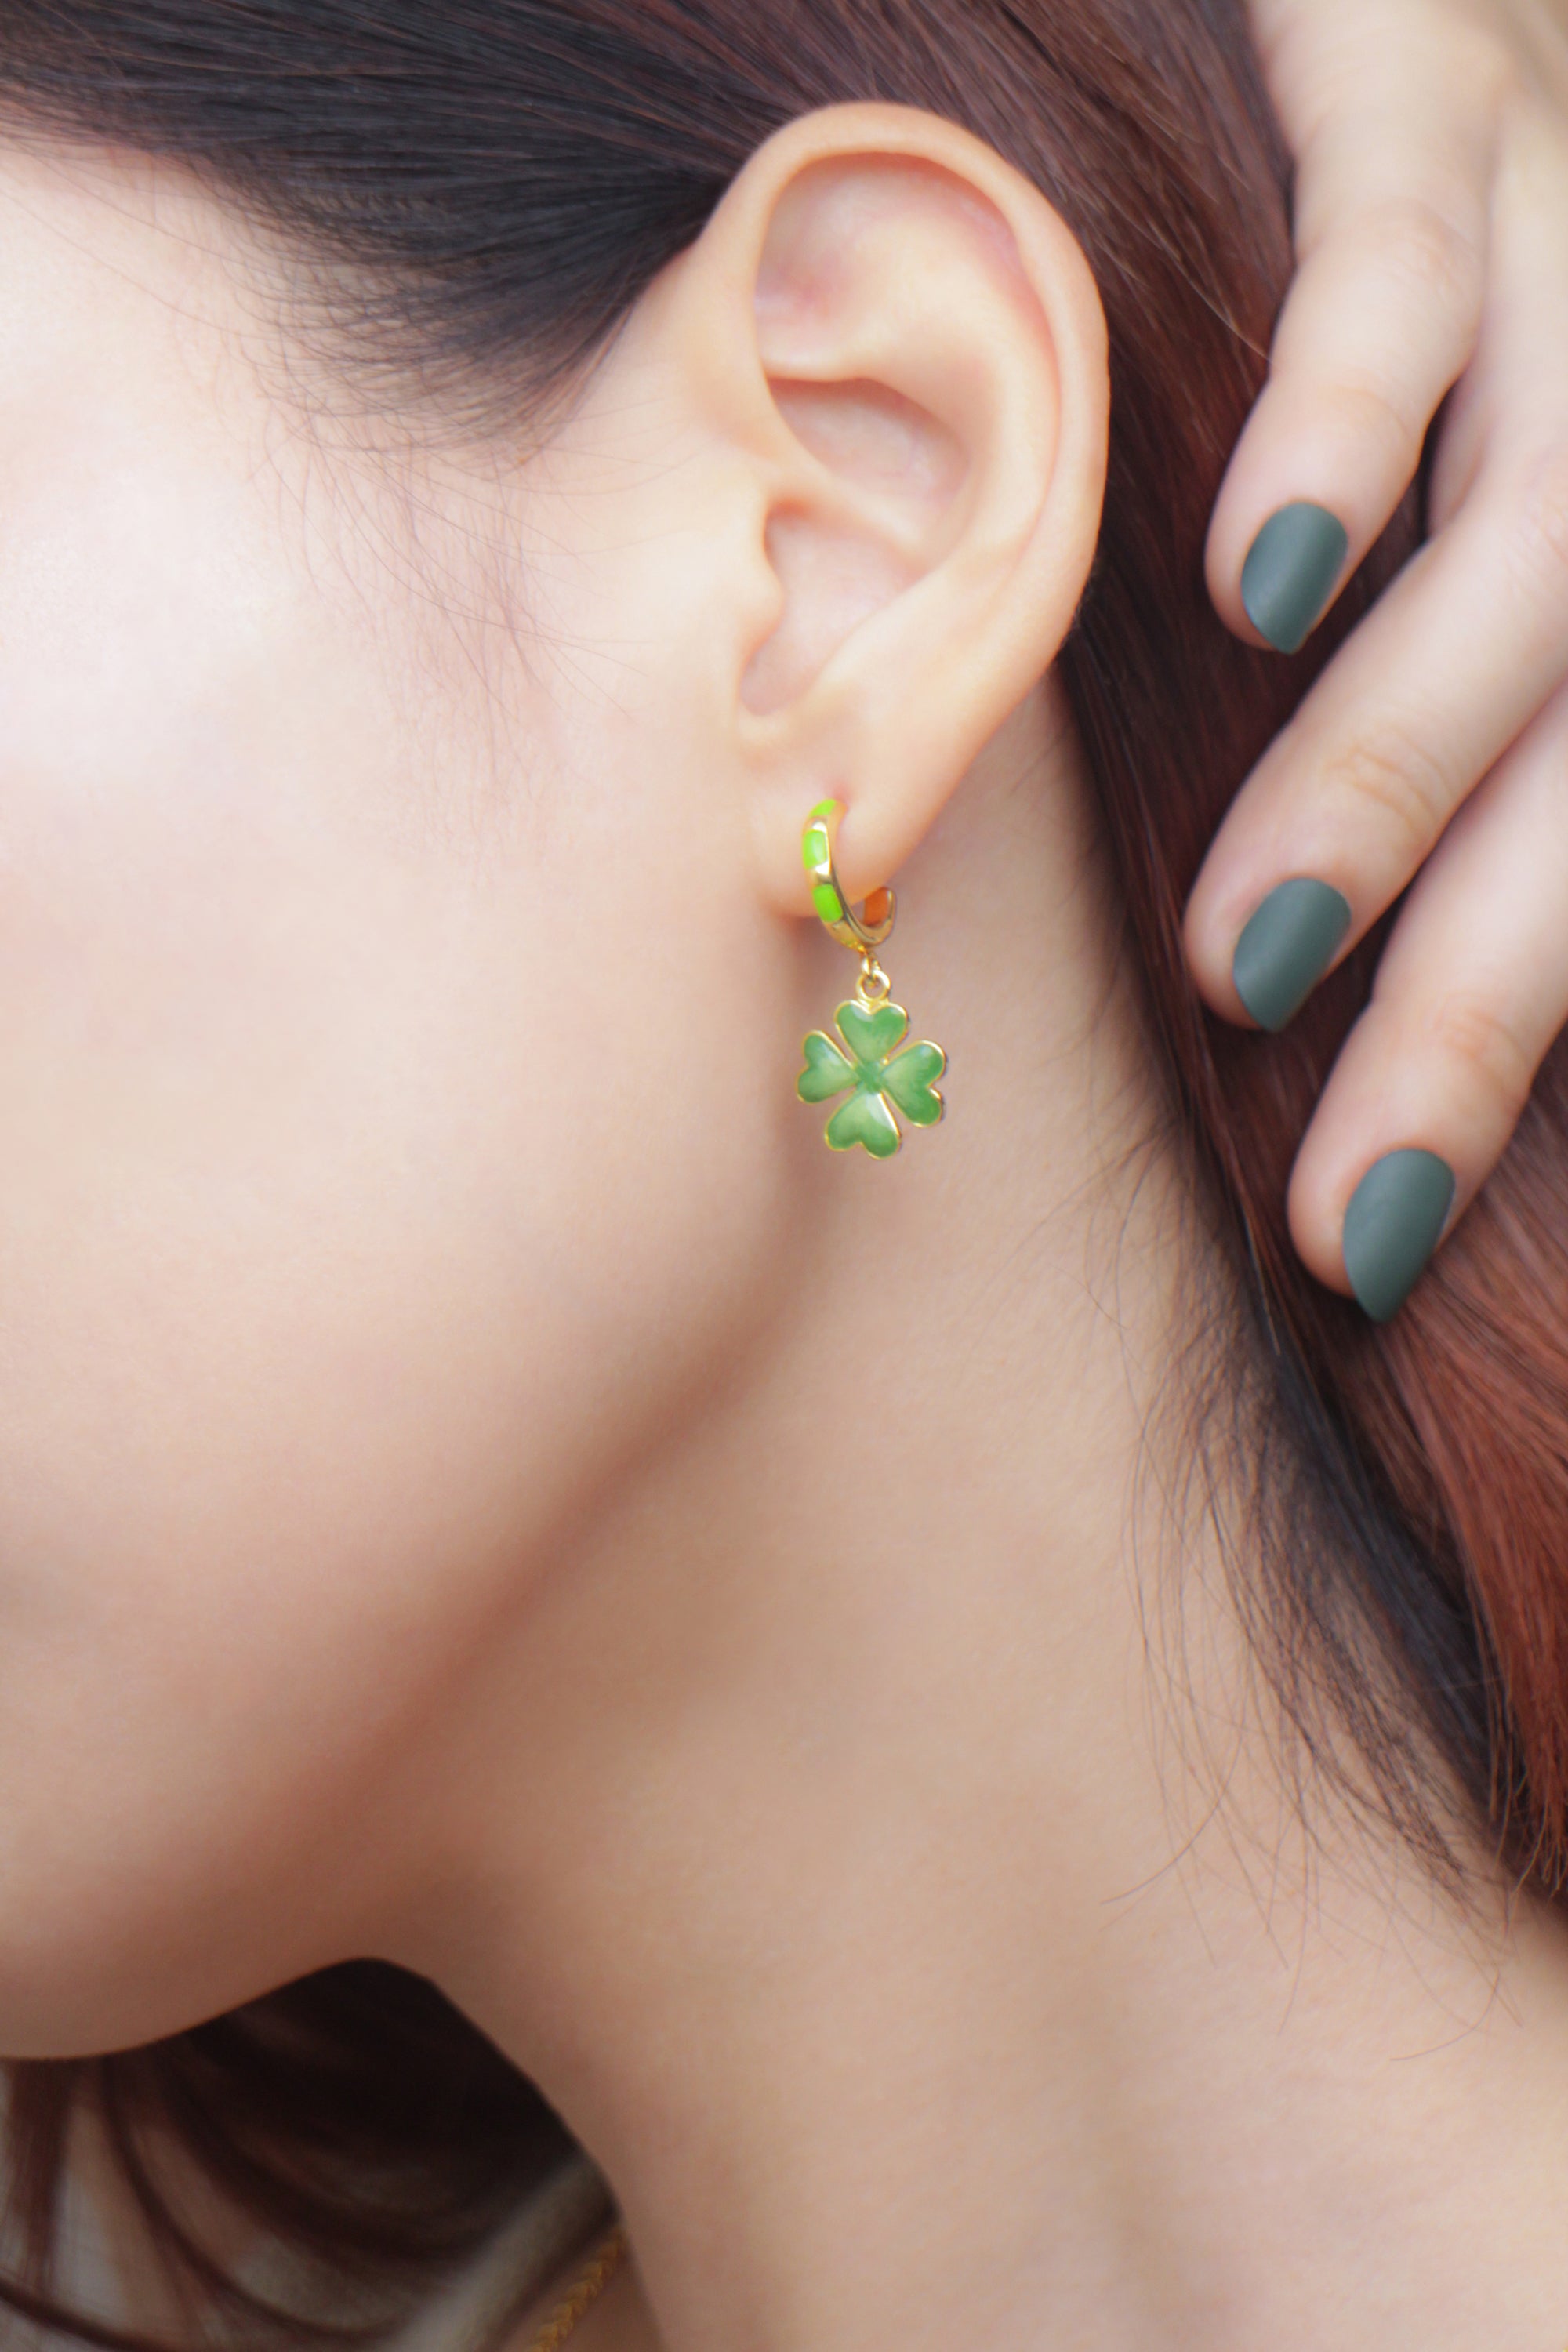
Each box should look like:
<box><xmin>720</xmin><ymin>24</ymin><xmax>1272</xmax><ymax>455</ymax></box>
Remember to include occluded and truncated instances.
<box><xmin>1341</xmin><ymin>1149</ymin><xmax>1456</xmax><ymax>1323</ymax></box>
<box><xmin>1232</xmin><ymin>877</ymin><xmax>1352</xmax><ymax>1033</ymax></box>
<box><xmin>1240</xmin><ymin>503</ymin><xmax>1349</xmax><ymax>654</ymax></box>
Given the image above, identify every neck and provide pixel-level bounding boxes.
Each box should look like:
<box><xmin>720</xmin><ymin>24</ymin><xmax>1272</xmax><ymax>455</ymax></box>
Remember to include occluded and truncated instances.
<box><xmin>391</xmin><ymin>699</ymin><xmax>1568</xmax><ymax>2350</ymax></box>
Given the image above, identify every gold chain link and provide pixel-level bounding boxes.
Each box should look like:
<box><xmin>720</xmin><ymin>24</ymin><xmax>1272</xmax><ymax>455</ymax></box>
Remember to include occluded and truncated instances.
<box><xmin>522</xmin><ymin>2225</ymin><xmax>628</xmax><ymax>2352</ymax></box>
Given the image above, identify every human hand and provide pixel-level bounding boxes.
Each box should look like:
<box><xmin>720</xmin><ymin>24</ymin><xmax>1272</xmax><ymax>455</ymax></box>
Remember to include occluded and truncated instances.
<box><xmin>1185</xmin><ymin>0</ymin><xmax>1568</xmax><ymax>1320</ymax></box>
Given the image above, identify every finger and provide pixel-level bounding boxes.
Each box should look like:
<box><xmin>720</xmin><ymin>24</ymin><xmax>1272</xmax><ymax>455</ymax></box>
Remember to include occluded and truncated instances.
<box><xmin>1186</xmin><ymin>419</ymin><xmax>1568</xmax><ymax>1027</ymax></box>
<box><xmin>1189</xmin><ymin>93</ymin><xmax>1568</xmax><ymax>1028</ymax></box>
<box><xmin>1208</xmin><ymin>5</ymin><xmax>1502</xmax><ymax>652</ymax></box>
<box><xmin>1284</xmin><ymin>677</ymin><xmax>1568</xmax><ymax>1317</ymax></box>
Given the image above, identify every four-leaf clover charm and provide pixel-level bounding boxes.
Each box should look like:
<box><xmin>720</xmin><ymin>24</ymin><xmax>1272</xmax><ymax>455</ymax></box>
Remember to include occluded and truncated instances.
<box><xmin>797</xmin><ymin>997</ymin><xmax>946</xmax><ymax>1157</ymax></box>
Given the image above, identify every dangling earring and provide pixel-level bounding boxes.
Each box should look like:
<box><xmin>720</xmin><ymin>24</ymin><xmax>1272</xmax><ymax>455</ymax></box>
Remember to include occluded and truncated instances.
<box><xmin>795</xmin><ymin>797</ymin><xmax>947</xmax><ymax>1159</ymax></box>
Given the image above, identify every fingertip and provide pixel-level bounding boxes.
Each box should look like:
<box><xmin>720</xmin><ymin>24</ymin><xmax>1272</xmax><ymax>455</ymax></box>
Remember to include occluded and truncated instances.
<box><xmin>1340</xmin><ymin>1147</ymin><xmax>1456</xmax><ymax>1320</ymax></box>
<box><xmin>1289</xmin><ymin>1116</ymin><xmax>1462</xmax><ymax>1321</ymax></box>
<box><xmin>1181</xmin><ymin>877</ymin><xmax>1251</xmax><ymax>1025</ymax></box>
<box><xmin>1231</xmin><ymin>877</ymin><xmax>1352</xmax><ymax>1032</ymax></box>
<box><xmin>1285</xmin><ymin>1142</ymin><xmax>1356</xmax><ymax>1301</ymax></box>
<box><xmin>1239</xmin><ymin>502</ymin><xmax>1350</xmax><ymax>655</ymax></box>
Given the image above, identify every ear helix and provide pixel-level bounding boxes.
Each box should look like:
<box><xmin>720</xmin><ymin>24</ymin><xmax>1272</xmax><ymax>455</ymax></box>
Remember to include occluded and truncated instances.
<box><xmin>794</xmin><ymin>798</ymin><xmax>947</xmax><ymax>1160</ymax></box>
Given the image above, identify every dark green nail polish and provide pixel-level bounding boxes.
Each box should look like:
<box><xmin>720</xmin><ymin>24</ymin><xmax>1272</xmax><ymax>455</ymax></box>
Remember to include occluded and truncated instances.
<box><xmin>1232</xmin><ymin>877</ymin><xmax>1352</xmax><ymax>1032</ymax></box>
<box><xmin>1342</xmin><ymin>1149</ymin><xmax>1455</xmax><ymax>1323</ymax></box>
<box><xmin>1240</xmin><ymin>503</ymin><xmax>1349</xmax><ymax>653</ymax></box>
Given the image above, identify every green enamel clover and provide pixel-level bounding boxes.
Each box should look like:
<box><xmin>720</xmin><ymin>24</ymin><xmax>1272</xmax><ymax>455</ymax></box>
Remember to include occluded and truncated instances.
<box><xmin>797</xmin><ymin>996</ymin><xmax>946</xmax><ymax>1158</ymax></box>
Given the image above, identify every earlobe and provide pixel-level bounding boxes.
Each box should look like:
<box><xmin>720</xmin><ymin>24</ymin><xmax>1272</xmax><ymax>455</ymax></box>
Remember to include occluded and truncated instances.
<box><xmin>659</xmin><ymin>103</ymin><xmax>1109</xmax><ymax>917</ymax></box>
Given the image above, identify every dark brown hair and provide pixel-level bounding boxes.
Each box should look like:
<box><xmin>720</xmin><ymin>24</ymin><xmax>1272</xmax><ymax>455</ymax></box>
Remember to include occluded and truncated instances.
<box><xmin>0</xmin><ymin>0</ymin><xmax>1556</xmax><ymax>2343</ymax></box>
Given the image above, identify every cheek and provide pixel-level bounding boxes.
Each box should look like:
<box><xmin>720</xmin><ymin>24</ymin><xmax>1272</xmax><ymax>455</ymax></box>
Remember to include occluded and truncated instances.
<box><xmin>0</xmin><ymin>475</ymin><xmax>785</xmax><ymax>2057</ymax></box>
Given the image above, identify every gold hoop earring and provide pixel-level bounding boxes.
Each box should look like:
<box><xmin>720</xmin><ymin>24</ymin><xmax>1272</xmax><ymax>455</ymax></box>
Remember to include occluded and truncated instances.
<box><xmin>795</xmin><ymin>797</ymin><xmax>947</xmax><ymax>1159</ymax></box>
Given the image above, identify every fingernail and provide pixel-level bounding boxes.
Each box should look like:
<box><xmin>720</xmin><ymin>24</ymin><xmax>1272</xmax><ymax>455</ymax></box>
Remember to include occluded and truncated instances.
<box><xmin>1240</xmin><ymin>503</ymin><xmax>1349</xmax><ymax>653</ymax></box>
<box><xmin>1342</xmin><ymin>1149</ymin><xmax>1456</xmax><ymax>1323</ymax></box>
<box><xmin>1232</xmin><ymin>877</ymin><xmax>1352</xmax><ymax>1032</ymax></box>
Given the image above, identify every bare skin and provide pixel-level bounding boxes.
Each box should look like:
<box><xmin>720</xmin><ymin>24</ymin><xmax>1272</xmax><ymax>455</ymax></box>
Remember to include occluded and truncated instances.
<box><xmin>450</xmin><ymin>705</ymin><xmax>1568</xmax><ymax>2352</ymax></box>
<box><xmin>0</xmin><ymin>107</ymin><xmax>1566</xmax><ymax>2352</ymax></box>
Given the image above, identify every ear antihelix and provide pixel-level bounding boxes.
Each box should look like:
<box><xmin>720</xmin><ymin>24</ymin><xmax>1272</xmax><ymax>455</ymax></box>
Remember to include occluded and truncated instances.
<box><xmin>794</xmin><ymin>798</ymin><xmax>947</xmax><ymax>1160</ymax></box>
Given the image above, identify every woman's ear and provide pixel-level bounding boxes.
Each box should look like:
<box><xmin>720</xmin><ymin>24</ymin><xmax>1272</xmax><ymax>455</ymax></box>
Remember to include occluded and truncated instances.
<box><xmin>647</xmin><ymin>103</ymin><xmax>1110</xmax><ymax>913</ymax></box>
